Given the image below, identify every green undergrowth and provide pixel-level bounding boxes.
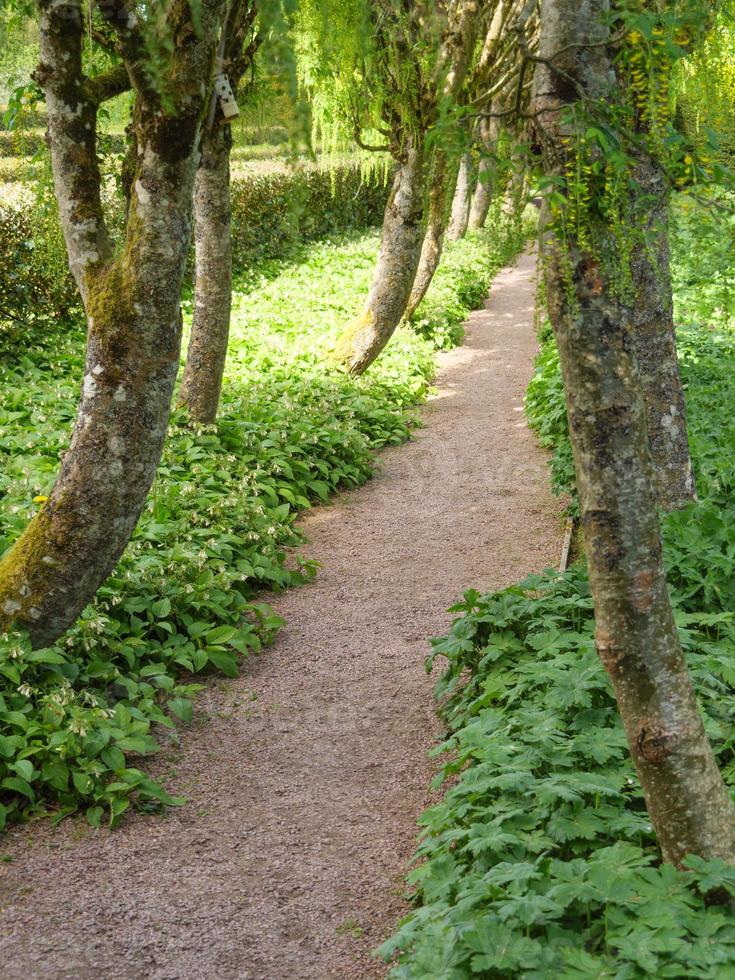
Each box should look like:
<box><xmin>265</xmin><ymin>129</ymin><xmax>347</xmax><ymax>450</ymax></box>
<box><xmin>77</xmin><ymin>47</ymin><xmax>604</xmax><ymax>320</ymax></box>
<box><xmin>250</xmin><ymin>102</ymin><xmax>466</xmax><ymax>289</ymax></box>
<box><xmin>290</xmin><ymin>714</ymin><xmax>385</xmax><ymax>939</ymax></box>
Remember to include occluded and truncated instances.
<box><xmin>0</xmin><ymin>216</ymin><xmax>526</xmax><ymax>830</ymax></box>
<box><xmin>382</xmin><ymin>197</ymin><xmax>735</xmax><ymax>977</ymax></box>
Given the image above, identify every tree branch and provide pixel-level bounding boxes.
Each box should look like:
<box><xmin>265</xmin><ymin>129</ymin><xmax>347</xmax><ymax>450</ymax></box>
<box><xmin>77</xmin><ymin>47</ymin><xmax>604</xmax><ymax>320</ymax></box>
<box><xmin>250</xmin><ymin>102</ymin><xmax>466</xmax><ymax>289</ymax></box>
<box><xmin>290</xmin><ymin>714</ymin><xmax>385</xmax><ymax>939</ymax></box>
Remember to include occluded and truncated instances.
<box><xmin>84</xmin><ymin>63</ymin><xmax>131</xmax><ymax>105</ymax></box>
<box><xmin>34</xmin><ymin>0</ymin><xmax>112</xmax><ymax>302</ymax></box>
<box><xmin>95</xmin><ymin>0</ymin><xmax>152</xmax><ymax>100</ymax></box>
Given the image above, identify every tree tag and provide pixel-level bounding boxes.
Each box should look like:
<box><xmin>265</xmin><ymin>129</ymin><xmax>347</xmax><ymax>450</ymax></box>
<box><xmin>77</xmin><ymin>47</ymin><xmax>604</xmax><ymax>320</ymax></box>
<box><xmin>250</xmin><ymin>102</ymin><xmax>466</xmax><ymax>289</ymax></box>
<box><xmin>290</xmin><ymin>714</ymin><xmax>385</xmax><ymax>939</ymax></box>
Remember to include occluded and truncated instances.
<box><xmin>214</xmin><ymin>72</ymin><xmax>239</xmax><ymax>122</ymax></box>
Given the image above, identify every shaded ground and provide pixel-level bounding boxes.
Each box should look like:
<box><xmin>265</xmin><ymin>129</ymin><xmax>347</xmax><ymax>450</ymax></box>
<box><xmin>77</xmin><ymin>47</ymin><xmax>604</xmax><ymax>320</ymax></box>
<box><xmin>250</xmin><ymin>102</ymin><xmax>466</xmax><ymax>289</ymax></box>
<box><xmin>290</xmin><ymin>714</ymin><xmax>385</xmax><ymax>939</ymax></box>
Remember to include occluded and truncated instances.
<box><xmin>0</xmin><ymin>251</ymin><xmax>562</xmax><ymax>979</ymax></box>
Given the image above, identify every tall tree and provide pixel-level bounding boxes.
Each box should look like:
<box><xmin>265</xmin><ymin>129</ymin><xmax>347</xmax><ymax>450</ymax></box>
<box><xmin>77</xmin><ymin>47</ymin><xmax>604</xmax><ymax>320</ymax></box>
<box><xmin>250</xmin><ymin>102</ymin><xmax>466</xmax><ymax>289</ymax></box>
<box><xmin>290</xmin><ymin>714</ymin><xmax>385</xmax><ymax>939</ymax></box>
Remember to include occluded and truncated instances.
<box><xmin>299</xmin><ymin>0</ymin><xmax>482</xmax><ymax>375</ymax></box>
<box><xmin>178</xmin><ymin>1</ymin><xmax>260</xmax><ymax>424</ymax></box>
<box><xmin>0</xmin><ymin>0</ymin><xmax>228</xmax><ymax>646</ymax></box>
<box><xmin>404</xmin><ymin>0</ymin><xmax>519</xmax><ymax>322</ymax></box>
<box><xmin>533</xmin><ymin>0</ymin><xmax>735</xmax><ymax>865</ymax></box>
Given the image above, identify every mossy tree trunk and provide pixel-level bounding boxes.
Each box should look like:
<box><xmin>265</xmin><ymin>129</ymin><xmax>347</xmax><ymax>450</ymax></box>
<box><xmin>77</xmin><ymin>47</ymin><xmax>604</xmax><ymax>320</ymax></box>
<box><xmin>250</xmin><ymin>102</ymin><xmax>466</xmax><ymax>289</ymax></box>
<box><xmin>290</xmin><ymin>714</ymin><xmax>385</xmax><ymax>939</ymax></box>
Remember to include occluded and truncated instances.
<box><xmin>178</xmin><ymin>2</ymin><xmax>259</xmax><ymax>423</ymax></box>
<box><xmin>630</xmin><ymin>153</ymin><xmax>696</xmax><ymax>511</ymax></box>
<box><xmin>535</xmin><ymin>0</ymin><xmax>735</xmax><ymax>866</ymax></box>
<box><xmin>447</xmin><ymin>150</ymin><xmax>473</xmax><ymax>241</ymax></box>
<box><xmin>336</xmin><ymin>0</ymin><xmax>481</xmax><ymax>373</ymax></box>
<box><xmin>337</xmin><ymin>139</ymin><xmax>427</xmax><ymax>375</ymax></box>
<box><xmin>0</xmin><ymin>0</ymin><xmax>227</xmax><ymax>646</ymax></box>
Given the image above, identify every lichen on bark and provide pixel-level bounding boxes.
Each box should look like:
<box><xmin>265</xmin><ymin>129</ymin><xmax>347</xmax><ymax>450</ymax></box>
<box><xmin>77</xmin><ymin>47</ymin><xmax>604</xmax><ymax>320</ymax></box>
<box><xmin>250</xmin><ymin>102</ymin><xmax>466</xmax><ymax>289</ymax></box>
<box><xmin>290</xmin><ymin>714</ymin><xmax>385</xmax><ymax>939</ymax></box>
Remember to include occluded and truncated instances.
<box><xmin>534</xmin><ymin>0</ymin><xmax>735</xmax><ymax>867</ymax></box>
<box><xmin>629</xmin><ymin>152</ymin><xmax>696</xmax><ymax>512</ymax></box>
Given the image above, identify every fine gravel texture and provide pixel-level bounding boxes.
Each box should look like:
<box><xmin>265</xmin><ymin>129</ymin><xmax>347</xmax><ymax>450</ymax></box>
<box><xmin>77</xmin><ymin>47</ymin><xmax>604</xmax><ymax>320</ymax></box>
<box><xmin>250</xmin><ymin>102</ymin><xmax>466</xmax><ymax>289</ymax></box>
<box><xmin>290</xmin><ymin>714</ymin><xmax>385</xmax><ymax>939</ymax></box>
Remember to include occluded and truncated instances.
<box><xmin>0</xmin><ymin>250</ymin><xmax>562</xmax><ymax>979</ymax></box>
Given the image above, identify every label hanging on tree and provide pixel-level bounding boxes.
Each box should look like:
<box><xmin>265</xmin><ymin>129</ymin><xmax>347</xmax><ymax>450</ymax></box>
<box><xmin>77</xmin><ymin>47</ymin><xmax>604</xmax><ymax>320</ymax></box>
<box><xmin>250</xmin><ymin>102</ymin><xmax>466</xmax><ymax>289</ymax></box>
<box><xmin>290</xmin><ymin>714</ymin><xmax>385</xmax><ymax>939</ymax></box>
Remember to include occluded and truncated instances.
<box><xmin>214</xmin><ymin>72</ymin><xmax>240</xmax><ymax>122</ymax></box>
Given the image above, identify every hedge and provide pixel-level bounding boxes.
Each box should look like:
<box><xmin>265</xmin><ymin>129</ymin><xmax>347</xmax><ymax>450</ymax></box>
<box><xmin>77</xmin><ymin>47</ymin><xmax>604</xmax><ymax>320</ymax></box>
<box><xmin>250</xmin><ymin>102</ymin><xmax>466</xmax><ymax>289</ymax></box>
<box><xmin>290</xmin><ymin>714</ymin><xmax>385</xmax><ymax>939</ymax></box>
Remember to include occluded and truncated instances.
<box><xmin>0</xmin><ymin>162</ymin><xmax>388</xmax><ymax>334</ymax></box>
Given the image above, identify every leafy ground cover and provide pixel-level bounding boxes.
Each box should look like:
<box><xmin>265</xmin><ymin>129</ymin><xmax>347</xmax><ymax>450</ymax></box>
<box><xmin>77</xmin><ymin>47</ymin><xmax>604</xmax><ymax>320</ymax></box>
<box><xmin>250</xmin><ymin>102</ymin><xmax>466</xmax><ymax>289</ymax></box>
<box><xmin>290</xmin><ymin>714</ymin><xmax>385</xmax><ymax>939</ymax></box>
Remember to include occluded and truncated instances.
<box><xmin>0</xmin><ymin>212</ymin><xmax>526</xmax><ymax>830</ymax></box>
<box><xmin>381</xmin><ymin>197</ymin><xmax>735</xmax><ymax>978</ymax></box>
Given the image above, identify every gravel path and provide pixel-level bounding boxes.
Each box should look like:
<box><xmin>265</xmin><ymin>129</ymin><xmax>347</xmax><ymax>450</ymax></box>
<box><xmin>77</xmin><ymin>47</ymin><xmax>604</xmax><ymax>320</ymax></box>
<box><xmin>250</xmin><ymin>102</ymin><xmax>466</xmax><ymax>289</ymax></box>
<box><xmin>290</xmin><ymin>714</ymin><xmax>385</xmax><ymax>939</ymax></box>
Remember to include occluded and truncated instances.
<box><xmin>0</xmin><ymin>250</ymin><xmax>562</xmax><ymax>979</ymax></box>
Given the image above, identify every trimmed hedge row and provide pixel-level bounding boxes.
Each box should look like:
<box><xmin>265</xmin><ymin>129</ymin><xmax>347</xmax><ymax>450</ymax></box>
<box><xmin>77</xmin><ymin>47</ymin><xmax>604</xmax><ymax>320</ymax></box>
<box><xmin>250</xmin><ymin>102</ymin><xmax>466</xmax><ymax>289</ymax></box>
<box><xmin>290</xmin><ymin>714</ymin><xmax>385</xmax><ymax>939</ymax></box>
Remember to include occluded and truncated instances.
<box><xmin>0</xmin><ymin>124</ymin><xmax>290</xmax><ymax>159</ymax></box>
<box><xmin>229</xmin><ymin>165</ymin><xmax>387</xmax><ymax>268</ymax></box>
<box><xmin>0</xmin><ymin>162</ymin><xmax>387</xmax><ymax>332</ymax></box>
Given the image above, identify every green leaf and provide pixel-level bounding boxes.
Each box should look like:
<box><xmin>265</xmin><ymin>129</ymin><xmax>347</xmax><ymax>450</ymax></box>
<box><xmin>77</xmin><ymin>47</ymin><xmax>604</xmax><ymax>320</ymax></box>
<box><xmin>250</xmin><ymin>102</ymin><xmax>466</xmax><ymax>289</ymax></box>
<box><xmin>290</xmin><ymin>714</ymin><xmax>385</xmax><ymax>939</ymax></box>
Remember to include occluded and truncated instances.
<box><xmin>72</xmin><ymin>770</ymin><xmax>92</xmax><ymax>795</ymax></box>
<box><xmin>168</xmin><ymin>698</ymin><xmax>193</xmax><ymax>724</ymax></box>
<box><xmin>26</xmin><ymin>649</ymin><xmax>67</xmax><ymax>664</ymax></box>
<box><xmin>205</xmin><ymin>625</ymin><xmax>238</xmax><ymax>645</ymax></box>
<box><xmin>101</xmin><ymin>746</ymin><xmax>126</xmax><ymax>772</ymax></box>
<box><xmin>12</xmin><ymin>759</ymin><xmax>34</xmax><ymax>783</ymax></box>
<box><xmin>86</xmin><ymin>806</ymin><xmax>104</xmax><ymax>828</ymax></box>
<box><xmin>1</xmin><ymin>776</ymin><xmax>34</xmax><ymax>800</ymax></box>
<box><xmin>115</xmin><ymin>735</ymin><xmax>158</xmax><ymax>755</ymax></box>
<box><xmin>207</xmin><ymin>649</ymin><xmax>239</xmax><ymax>677</ymax></box>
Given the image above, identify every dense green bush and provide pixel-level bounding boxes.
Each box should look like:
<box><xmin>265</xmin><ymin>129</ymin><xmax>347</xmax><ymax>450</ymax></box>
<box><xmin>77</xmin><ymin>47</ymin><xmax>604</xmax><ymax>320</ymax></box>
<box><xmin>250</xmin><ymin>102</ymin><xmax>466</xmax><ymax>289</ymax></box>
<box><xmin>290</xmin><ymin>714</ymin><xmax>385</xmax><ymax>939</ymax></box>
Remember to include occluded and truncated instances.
<box><xmin>382</xmin><ymin>566</ymin><xmax>735</xmax><ymax>978</ymax></box>
<box><xmin>228</xmin><ymin>163</ymin><xmax>387</xmax><ymax>267</ymax></box>
<box><xmin>0</xmin><ymin>201</ymin><xmax>77</xmax><ymax>335</ymax></box>
<box><xmin>233</xmin><ymin>123</ymin><xmax>290</xmax><ymax>146</ymax></box>
<box><xmin>0</xmin><ymin>128</ymin><xmax>125</xmax><ymax>158</ymax></box>
<box><xmin>382</xmin><ymin>197</ymin><xmax>735</xmax><ymax>977</ymax></box>
<box><xmin>0</xmin><ymin>221</ymin><xmax>524</xmax><ymax>829</ymax></box>
<box><xmin>525</xmin><ymin>327</ymin><xmax>576</xmax><ymax>512</ymax></box>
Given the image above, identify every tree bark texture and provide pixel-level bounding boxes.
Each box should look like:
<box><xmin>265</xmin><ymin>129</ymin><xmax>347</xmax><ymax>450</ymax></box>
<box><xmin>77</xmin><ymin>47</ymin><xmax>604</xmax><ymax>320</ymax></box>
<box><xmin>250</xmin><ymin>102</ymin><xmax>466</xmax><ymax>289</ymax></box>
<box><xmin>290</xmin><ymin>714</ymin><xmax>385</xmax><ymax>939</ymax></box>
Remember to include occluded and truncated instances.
<box><xmin>0</xmin><ymin>0</ymin><xmax>226</xmax><ymax>646</ymax></box>
<box><xmin>536</xmin><ymin>0</ymin><xmax>735</xmax><ymax>867</ymax></box>
<box><xmin>337</xmin><ymin>140</ymin><xmax>426</xmax><ymax>375</ymax></box>
<box><xmin>630</xmin><ymin>153</ymin><xmax>696</xmax><ymax>511</ymax></box>
<box><xmin>447</xmin><ymin>151</ymin><xmax>473</xmax><ymax>241</ymax></box>
<box><xmin>177</xmin><ymin>124</ymin><xmax>233</xmax><ymax>423</ymax></box>
<box><xmin>502</xmin><ymin>138</ymin><xmax>527</xmax><ymax>220</ymax></box>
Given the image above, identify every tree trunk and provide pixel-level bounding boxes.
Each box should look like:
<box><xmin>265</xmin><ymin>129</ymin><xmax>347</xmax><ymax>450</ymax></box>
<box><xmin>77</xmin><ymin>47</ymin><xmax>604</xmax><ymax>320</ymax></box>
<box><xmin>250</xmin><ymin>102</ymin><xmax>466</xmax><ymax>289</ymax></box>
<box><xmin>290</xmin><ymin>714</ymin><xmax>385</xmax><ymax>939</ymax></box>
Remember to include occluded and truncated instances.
<box><xmin>446</xmin><ymin>151</ymin><xmax>472</xmax><ymax>241</ymax></box>
<box><xmin>335</xmin><ymin>0</ymin><xmax>481</xmax><ymax>373</ymax></box>
<box><xmin>0</xmin><ymin>0</ymin><xmax>225</xmax><ymax>647</ymax></box>
<box><xmin>178</xmin><ymin>124</ymin><xmax>233</xmax><ymax>423</ymax></box>
<box><xmin>536</xmin><ymin>0</ymin><xmax>735</xmax><ymax>867</ymax></box>
<box><xmin>630</xmin><ymin>153</ymin><xmax>696</xmax><ymax>511</ymax></box>
<box><xmin>178</xmin><ymin>0</ymin><xmax>258</xmax><ymax>423</ymax></box>
<box><xmin>403</xmin><ymin>150</ymin><xmax>452</xmax><ymax>322</ymax></box>
<box><xmin>336</xmin><ymin>139</ymin><xmax>426</xmax><ymax>375</ymax></box>
<box><xmin>502</xmin><ymin>139</ymin><xmax>527</xmax><ymax>221</ymax></box>
<box><xmin>468</xmin><ymin>117</ymin><xmax>497</xmax><ymax>230</ymax></box>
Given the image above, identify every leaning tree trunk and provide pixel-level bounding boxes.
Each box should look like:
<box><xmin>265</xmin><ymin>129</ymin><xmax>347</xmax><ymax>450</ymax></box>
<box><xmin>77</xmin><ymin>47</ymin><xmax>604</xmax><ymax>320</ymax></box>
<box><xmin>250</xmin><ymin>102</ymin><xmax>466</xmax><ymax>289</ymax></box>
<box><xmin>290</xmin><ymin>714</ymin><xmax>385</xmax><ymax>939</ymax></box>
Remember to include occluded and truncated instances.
<box><xmin>536</xmin><ymin>0</ymin><xmax>735</xmax><ymax>867</ymax></box>
<box><xmin>335</xmin><ymin>0</ymin><xmax>480</xmax><ymax>373</ymax></box>
<box><xmin>178</xmin><ymin>123</ymin><xmax>233</xmax><ymax>423</ymax></box>
<box><xmin>446</xmin><ymin>151</ymin><xmax>473</xmax><ymax>241</ymax></box>
<box><xmin>0</xmin><ymin>0</ymin><xmax>225</xmax><ymax>646</ymax></box>
<box><xmin>335</xmin><ymin>139</ymin><xmax>426</xmax><ymax>375</ymax></box>
<box><xmin>403</xmin><ymin>149</ymin><xmax>453</xmax><ymax>322</ymax></box>
<box><xmin>630</xmin><ymin>152</ymin><xmax>695</xmax><ymax>511</ymax></box>
<box><xmin>468</xmin><ymin>117</ymin><xmax>498</xmax><ymax>230</ymax></box>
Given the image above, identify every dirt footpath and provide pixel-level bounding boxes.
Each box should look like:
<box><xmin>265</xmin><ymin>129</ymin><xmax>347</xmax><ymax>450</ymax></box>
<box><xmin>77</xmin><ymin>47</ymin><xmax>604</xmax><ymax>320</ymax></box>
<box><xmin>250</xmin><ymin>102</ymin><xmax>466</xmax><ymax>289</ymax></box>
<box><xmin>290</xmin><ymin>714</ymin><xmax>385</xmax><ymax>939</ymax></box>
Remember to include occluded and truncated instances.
<box><xmin>0</xmin><ymin>251</ymin><xmax>562</xmax><ymax>979</ymax></box>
